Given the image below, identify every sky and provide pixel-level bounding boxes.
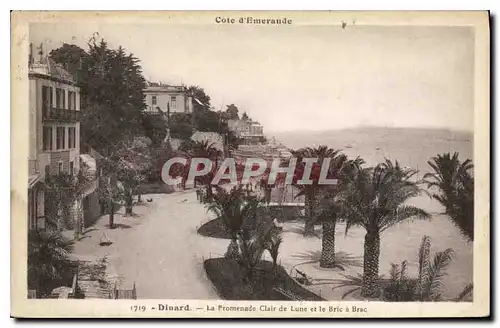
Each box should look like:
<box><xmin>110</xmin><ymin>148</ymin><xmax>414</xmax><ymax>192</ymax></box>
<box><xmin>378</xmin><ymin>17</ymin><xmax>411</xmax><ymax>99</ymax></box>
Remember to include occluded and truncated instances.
<box><xmin>30</xmin><ymin>23</ymin><xmax>474</xmax><ymax>133</ymax></box>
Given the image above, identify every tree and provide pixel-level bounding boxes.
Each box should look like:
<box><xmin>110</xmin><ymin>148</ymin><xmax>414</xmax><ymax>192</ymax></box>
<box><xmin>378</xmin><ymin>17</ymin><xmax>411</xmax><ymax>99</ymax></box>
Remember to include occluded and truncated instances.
<box><xmin>207</xmin><ymin>185</ymin><xmax>259</xmax><ymax>258</ymax></box>
<box><xmin>28</xmin><ymin>229</ymin><xmax>75</xmax><ymax>297</ymax></box>
<box><xmin>48</xmin><ymin>43</ymin><xmax>88</xmax><ymax>84</ymax></box>
<box><xmin>114</xmin><ymin>137</ymin><xmax>153</xmax><ymax>215</ymax></box>
<box><xmin>98</xmin><ymin>161</ymin><xmax>123</xmax><ymax>229</ymax></box>
<box><xmin>423</xmin><ymin>153</ymin><xmax>474</xmax><ymax>241</ymax></box>
<box><xmin>292</xmin><ymin>146</ymin><xmax>345</xmax><ymax>236</ymax></box>
<box><xmin>382</xmin><ymin>235</ymin><xmax>457</xmax><ymax>302</ymax></box>
<box><xmin>226</xmin><ymin>104</ymin><xmax>240</xmax><ymax>120</ymax></box>
<box><xmin>188</xmin><ymin>85</ymin><xmax>211</xmax><ymax>113</ymax></box>
<box><xmin>169</xmin><ymin>113</ymin><xmax>194</xmax><ymax>140</ymax></box>
<box><xmin>340</xmin><ymin>159</ymin><xmax>430</xmax><ymax>297</ymax></box>
<box><xmin>316</xmin><ymin>157</ymin><xmax>365</xmax><ymax>268</ymax></box>
<box><xmin>141</xmin><ymin>112</ymin><xmax>168</xmax><ymax>146</ymax></box>
<box><xmin>149</xmin><ymin>141</ymin><xmax>174</xmax><ymax>182</ymax></box>
<box><xmin>262</xmin><ymin>227</ymin><xmax>283</xmax><ymax>274</ymax></box>
<box><xmin>50</xmin><ymin>39</ymin><xmax>147</xmax><ymax>155</ymax></box>
<box><xmin>185</xmin><ymin>140</ymin><xmax>222</xmax><ymax>200</ymax></box>
<box><xmin>44</xmin><ymin>172</ymin><xmax>86</xmax><ymax>234</ymax></box>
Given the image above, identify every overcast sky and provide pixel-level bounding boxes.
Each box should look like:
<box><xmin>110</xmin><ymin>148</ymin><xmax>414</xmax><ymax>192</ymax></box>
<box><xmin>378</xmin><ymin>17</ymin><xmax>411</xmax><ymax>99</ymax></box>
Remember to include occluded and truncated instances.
<box><xmin>30</xmin><ymin>23</ymin><xmax>474</xmax><ymax>133</ymax></box>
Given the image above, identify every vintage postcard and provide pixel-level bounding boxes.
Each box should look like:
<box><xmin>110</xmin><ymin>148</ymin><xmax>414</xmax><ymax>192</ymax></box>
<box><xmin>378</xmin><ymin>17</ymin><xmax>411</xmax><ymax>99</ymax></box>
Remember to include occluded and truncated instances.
<box><xmin>11</xmin><ymin>11</ymin><xmax>490</xmax><ymax>318</ymax></box>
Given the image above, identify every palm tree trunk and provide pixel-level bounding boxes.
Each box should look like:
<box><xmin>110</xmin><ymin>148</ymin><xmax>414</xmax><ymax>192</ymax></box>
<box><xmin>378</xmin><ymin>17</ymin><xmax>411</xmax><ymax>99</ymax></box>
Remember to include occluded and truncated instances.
<box><xmin>304</xmin><ymin>193</ymin><xmax>315</xmax><ymax>236</ymax></box>
<box><xmin>320</xmin><ymin>219</ymin><xmax>336</xmax><ymax>268</ymax></box>
<box><xmin>225</xmin><ymin>237</ymin><xmax>239</xmax><ymax>259</ymax></box>
<box><xmin>362</xmin><ymin>229</ymin><xmax>380</xmax><ymax>297</ymax></box>
<box><xmin>205</xmin><ymin>184</ymin><xmax>213</xmax><ymax>202</ymax></box>
<box><xmin>108</xmin><ymin>199</ymin><xmax>114</xmax><ymax>229</ymax></box>
<box><xmin>272</xmin><ymin>257</ymin><xmax>277</xmax><ymax>275</ymax></box>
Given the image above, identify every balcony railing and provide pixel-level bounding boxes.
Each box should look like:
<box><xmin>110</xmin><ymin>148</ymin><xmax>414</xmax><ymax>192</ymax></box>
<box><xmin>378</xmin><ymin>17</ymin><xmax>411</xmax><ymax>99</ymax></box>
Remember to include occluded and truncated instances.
<box><xmin>42</xmin><ymin>104</ymin><xmax>81</xmax><ymax>122</ymax></box>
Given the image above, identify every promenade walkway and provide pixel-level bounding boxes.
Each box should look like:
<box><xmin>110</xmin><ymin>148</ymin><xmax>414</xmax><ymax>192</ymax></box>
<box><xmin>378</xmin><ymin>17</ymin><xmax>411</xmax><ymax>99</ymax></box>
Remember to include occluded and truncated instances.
<box><xmin>72</xmin><ymin>190</ymin><xmax>225</xmax><ymax>299</ymax></box>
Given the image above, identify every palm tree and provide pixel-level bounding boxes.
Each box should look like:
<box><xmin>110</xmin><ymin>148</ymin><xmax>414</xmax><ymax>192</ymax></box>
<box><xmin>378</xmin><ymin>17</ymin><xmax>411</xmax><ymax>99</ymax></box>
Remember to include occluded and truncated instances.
<box><xmin>28</xmin><ymin>229</ymin><xmax>75</xmax><ymax>297</ymax></box>
<box><xmin>316</xmin><ymin>156</ymin><xmax>365</xmax><ymax>268</ymax></box>
<box><xmin>186</xmin><ymin>140</ymin><xmax>223</xmax><ymax>201</ymax></box>
<box><xmin>206</xmin><ymin>185</ymin><xmax>260</xmax><ymax>258</ymax></box>
<box><xmin>292</xmin><ymin>146</ymin><xmax>345</xmax><ymax>236</ymax></box>
<box><xmin>423</xmin><ymin>152</ymin><xmax>474</xmax><ymax>241</ymax></box>
<box><xmin>332</xmin><ymin>235</ymin><xmax>472</xmax><ymax>301</ymax></box>
<box><xmin>382</xmin><ymin>235</ymin><xmax>459</xmax><ymax>302</ymax></box>
<box><xmin>340</xmin><ymin>159</ymin><xmax>430</xmax><ymax>297</ymax></box>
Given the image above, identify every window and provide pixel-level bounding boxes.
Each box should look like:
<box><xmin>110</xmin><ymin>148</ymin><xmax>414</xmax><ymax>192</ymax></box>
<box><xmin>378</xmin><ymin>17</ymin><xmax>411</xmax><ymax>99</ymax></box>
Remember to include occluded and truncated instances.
<box><xmin>171</xmin><ymin>96</ymin><xmax>177</xmax><ymax>110</ymax></box>
<box><xmin>43</xmin><ymin>126</ymin><xmax>52</xmax><ymax>151</ymax></box>
<box><xmin>68</xmin><ymin>127</ymin><xmax>76</xmax><ymax>148</ymax></box>
<box><xmin>42</xmin><ymin>86</ymin><xmax>51</xmax><ymax>117</ymax></box>
<box><xmin>69</xmin><ymin>161</ymin><xmax>74</xmax><ymax>176</ymax></box>
<box><xmin>58</xmin><ymin>162</ymin><xmax>63</xmax><ymax>174</ymax></box>
<box><xmin>56</xmin><ymin>88</ymin><xmax>65</xmax><ymax>108</ymax></box>
<box><xmin>68</xmin><ymin>91</ymin><xmax>74</xmax><ymax>110</ymax></box>
<box><xmin>45</xmin><ymin>165</ymin><xmax>50</xmax><ymax>177</ymax></box>
<box><xmin>152</xmin><ymin>95</ymin><xmax>157</xmax><ymax>106</ymax></box>
<box><xmin>69</xmin><ymin>91</ymin><xmax>77</xmax><ymax>110</ymax></box>
<box><xmin>56</xmin><ymin>127</ymin><xmax>66</xmax><ymax>150</ymax></box>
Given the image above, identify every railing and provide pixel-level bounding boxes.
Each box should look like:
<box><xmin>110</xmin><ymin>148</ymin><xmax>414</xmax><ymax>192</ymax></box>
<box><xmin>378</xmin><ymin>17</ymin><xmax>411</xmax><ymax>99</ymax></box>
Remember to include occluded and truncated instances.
<box><xmin>110</xmin><ymin>283</ymin><xmax>137</xmax><ymax>299</ymax></box>
<box><xmin>42</xmin><ymin>105</ymin><xmax>81</xmax><ymax>122</ymax></box>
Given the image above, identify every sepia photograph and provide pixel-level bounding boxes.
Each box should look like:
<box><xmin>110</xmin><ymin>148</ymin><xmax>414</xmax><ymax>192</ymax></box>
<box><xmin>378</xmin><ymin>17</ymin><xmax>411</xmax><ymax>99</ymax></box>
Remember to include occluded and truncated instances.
<box><xmin>10</xmin><ymin>11</ymin><xmax>490</xmax><ymax>318</ymax></box>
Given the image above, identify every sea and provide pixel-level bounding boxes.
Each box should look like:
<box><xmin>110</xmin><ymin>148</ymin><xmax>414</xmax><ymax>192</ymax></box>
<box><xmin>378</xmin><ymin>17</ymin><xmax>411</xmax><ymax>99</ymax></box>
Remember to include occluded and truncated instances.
<box><xmin>270</xmin><ymin>127</ymin><xmax>475</xmax><ymax>299</ymax></box>
<box><xmin>271</xmin><ymin>126</ymin><xmax>473</xmax><ymax>178</ymax></box>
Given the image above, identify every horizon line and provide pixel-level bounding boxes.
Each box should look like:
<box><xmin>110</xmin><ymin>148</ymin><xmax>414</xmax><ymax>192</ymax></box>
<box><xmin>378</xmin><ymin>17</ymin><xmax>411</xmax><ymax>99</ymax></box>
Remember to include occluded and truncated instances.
<box><xmin>265</xmin><ymin>125</ymin><xmax>474</xmax><ymax>135</ymax></box>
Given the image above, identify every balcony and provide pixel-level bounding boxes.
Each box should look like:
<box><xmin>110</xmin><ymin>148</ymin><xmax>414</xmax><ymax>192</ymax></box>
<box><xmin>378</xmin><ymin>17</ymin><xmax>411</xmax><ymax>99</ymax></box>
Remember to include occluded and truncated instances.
<box><xmin>42</xmin><ymin>105</ymin><xmax>81</xmax><ymax>122</ymax></box>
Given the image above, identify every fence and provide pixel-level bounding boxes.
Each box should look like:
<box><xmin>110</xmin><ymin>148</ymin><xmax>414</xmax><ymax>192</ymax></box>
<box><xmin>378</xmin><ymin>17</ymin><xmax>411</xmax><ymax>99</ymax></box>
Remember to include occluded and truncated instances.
<box><xmin>110</xmin><ymin>283</ymin><xmax>137</xmax><ymax>299</ymax></box>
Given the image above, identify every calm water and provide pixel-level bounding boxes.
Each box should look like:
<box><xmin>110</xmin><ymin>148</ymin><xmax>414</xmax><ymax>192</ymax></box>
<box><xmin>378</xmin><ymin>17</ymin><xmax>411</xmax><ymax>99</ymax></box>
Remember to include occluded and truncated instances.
<box><xmin>272</xmin><ymin>127</ymin><xmax>473</xmax><ymax>177</ymax></box>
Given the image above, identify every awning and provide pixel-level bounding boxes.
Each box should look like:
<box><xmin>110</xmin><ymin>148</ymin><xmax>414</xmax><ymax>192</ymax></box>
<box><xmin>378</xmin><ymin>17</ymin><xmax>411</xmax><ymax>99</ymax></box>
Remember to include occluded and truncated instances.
<box><xmin>80</xmin><ymin>154</ymin><xmax>97</xmax><ymax>172</ymax></box>
<box><xmin>28</xmin><ymin>174</ymin><xmax>42</xmax><ymax>189</ymax></box>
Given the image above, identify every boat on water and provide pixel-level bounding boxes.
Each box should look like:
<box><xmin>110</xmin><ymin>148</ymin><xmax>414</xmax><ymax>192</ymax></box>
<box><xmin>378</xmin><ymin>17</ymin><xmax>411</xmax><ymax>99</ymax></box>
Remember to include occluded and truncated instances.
<box><xmin>375</xmin><ymin>147</ymin><xmax>380</xmax><ymax>150</ymax></box>
<box><xmin>345</xmin><ymin>144</ymin><xmax>353</xmax><ymax>149</ymax></box>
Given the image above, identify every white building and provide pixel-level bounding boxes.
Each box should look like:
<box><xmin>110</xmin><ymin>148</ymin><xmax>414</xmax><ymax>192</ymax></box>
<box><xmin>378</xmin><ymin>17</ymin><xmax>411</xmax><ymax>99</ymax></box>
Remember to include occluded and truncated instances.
<box><xmin>144</xmin><ymin>82</ymin><xmax>193</xmax><ymax>115</ymax></box>
<box><xmin>28</xmin><ymin>50</ymin><xmax>99</xmax><ymax>232</ymax></box>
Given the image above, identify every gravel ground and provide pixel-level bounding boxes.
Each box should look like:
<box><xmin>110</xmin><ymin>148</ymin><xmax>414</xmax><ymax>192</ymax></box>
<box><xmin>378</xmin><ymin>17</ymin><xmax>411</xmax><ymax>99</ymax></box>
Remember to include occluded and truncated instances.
<box><xmin>72</xmin><ymin>190</ymin><xmax>225</xmax><ymax>299</ymax></box>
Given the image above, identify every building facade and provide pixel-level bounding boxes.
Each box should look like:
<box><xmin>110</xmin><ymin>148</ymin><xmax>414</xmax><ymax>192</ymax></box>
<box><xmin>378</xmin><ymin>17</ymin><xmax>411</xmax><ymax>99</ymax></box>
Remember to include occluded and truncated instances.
<box><xmin>28</xmin><ymin>53</ymin><xmax>99</xmax><ymax>232</ymax></box>
<box><xmin>144</xmin><ymin>82</ymin><xmax>193</xmax><ymax>115</ymax></box>
<box><xmin>227</xmin><ymin>119</ymin><xmax>265</xmax><ymax>145</ymax></box>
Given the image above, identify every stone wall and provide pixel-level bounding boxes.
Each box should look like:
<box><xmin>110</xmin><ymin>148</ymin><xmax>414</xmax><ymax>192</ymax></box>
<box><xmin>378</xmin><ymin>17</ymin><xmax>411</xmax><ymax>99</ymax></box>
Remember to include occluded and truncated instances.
<box><xmin>83</xmin><ymin>192</ymin><xmax>100</xmax><ymax>228</ymax></box>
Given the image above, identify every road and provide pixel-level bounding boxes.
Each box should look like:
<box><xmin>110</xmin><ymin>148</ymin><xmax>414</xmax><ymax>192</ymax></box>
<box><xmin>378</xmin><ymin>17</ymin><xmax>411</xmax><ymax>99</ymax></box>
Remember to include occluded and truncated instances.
<box><xmin>73</xmin><ymin>190</ymin><xmax>226</xmax><ymax>299</ymax></box>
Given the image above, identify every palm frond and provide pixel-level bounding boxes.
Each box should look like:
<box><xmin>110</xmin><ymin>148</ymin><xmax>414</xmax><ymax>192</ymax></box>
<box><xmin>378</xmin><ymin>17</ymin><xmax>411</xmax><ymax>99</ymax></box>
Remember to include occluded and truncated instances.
<box><xmin>330</xmin><ymin>273</ymin><xmax>365</xmax><ymax>290</ymax></box>
<box><xmin>389</xmin><ymin>263</ymin><xmax>400</xmax><ymax>282</ymax></box>
<box><xmin>416</xmin><ymin>235</ymin><xmax>431</xmax><ymax>297</ymax></box>
<box><xmin>342</xmin><ymin>287</ymin><xmax>362</xmax><ymax>299</ymax></box>
<box><xmin>380</xmin><ymin>205</ymin><xmax>430</xmax><ymax>232</ymax></box>
<box><xmin>400</xmin><ymin>260</ymin><xmax>408</xmax><ymax>281</ymax></box>
<box><xmin>421</xmin><ymin>248</ymin><xmax>454</xmax><ymax>301</ymax></box>
<box><xmin>453</xmin><ymin>283</ymin><xmax>473</xmax><ymax>302</ymax></box>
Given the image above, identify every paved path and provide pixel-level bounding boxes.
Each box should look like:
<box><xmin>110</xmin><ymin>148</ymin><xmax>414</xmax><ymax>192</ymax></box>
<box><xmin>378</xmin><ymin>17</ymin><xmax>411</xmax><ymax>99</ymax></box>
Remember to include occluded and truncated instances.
<box><xmin>73</xmin><ymin>190</ymin><xmax>226</xmax><ymax>299</ymax></box>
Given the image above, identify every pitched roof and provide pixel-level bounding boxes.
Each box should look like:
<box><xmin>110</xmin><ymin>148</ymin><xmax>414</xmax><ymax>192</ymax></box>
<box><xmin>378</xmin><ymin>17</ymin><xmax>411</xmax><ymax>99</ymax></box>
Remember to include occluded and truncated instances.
<box><xmin>29</xmin><ymin>56</ymin><xmax>76</xmax><ymax>84</ymax></box>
